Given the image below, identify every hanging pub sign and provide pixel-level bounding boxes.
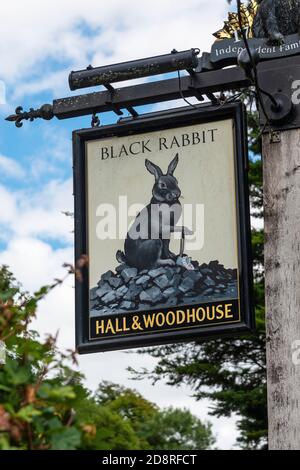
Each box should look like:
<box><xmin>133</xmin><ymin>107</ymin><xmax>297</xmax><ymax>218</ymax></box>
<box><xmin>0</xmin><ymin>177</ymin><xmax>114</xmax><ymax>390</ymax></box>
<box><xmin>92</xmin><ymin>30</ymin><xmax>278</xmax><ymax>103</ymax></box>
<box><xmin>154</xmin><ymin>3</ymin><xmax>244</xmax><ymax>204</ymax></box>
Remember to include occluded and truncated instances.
<box><xmin>73</xmin><ymin>102</ymin><xmax>254</xmax><ymax>354</ymax></box>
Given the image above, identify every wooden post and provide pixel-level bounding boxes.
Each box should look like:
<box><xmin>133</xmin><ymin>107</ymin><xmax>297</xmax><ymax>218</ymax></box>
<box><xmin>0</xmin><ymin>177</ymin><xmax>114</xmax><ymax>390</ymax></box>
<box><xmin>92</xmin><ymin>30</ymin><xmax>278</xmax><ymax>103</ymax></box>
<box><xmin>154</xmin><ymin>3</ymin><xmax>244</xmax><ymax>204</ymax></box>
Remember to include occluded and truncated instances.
<box><xmin>263</xmin><ymin>129</ymin><xmax>300</xmax><ymax>450</ymax></box>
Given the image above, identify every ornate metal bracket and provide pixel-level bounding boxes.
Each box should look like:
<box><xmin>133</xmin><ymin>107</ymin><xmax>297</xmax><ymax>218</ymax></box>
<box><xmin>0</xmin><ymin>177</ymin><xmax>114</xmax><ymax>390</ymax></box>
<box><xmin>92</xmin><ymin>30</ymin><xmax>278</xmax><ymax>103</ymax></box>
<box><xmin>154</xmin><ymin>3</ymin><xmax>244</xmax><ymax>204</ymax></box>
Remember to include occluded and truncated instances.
<box><xmin>5</xmin><ymin>104</ymin><xmax>54</xmax><ymax>128</ymax></box>
<box><xmin>5</xmin><ymin>53</ymin><xmax>300</xmax><ymax>132</ymax></box>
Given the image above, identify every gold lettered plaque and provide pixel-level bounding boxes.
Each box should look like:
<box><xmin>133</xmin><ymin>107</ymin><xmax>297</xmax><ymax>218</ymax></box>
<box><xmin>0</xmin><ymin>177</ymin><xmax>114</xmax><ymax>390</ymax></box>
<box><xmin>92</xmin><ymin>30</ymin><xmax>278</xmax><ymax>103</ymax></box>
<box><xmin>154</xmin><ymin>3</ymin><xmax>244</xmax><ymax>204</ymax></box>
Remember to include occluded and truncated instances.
<box><xmin>73</xmin><ymin>103</ymin><xmax>254</xmax><ymax>353</ymax></box>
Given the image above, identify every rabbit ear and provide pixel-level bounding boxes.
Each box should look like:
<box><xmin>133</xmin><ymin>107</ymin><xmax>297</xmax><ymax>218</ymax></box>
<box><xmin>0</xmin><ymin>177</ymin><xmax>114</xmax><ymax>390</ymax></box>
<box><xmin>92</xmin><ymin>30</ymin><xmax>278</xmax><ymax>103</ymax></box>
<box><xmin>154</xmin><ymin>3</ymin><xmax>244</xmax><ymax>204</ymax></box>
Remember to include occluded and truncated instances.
<box><xmin>167</xmin><ymin>154</ymin><xmax>179</xmax><ymax>175</ymax></box>
<box><xmin>145</xmin><ymin>159</ymin><xmax>163</xmax><ymax>180</ymax></box>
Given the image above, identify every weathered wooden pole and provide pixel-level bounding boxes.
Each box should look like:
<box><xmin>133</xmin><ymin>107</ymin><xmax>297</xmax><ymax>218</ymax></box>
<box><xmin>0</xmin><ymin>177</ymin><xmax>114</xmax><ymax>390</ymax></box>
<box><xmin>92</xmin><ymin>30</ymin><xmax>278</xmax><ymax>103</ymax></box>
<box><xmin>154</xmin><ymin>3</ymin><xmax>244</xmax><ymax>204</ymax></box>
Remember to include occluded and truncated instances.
<box><xmin>263</xmin><ymin>129</ymin><xmax>300</xmax><ymax>450</ymax></box>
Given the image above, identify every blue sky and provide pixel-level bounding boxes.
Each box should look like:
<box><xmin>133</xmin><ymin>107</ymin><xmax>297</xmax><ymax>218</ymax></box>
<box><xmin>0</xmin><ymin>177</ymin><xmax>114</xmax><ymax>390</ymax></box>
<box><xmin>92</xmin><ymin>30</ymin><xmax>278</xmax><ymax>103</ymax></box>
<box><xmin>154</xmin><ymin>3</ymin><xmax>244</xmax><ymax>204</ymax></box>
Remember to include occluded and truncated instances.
<box><xmin>0</xmin><ymin>0</ymin><xmax>240</xmax><ymax>449</ymax></box>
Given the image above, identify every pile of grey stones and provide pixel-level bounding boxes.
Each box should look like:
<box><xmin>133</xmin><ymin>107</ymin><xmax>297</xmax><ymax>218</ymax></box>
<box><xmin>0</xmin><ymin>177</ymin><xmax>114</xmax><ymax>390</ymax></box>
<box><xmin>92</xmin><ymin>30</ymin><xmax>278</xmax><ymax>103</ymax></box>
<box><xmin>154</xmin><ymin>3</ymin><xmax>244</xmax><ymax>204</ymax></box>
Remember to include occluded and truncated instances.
<box><xmin>90</xmin><ymin>260</ymin><xmax>238</xmax><ymax>317</ymax></box>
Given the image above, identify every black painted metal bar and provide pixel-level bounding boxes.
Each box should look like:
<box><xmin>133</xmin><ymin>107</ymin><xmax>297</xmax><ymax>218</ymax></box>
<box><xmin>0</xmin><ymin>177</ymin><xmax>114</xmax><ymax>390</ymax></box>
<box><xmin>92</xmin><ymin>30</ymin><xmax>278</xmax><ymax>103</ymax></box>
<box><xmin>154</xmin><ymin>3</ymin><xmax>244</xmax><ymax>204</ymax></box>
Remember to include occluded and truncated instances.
<box><xmin>53</xmin><ymin>66</ymin><xmax>251</xmax><ymax>120</ymax></box>
<box><xmin>68</xmin><ymin>49</ymin><xmax>199</xmax><ymax>90</ymax></box>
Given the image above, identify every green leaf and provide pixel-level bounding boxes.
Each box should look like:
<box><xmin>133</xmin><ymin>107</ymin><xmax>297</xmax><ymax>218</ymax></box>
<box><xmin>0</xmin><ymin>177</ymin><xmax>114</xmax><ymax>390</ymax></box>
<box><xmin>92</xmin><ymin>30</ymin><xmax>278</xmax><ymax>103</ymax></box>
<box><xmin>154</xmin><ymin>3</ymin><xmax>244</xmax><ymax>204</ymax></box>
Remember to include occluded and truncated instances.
<box><xmin>16</xmin><ymin>405</ymin><xmax>42</xmax><ymax>423</ymax></box>
<box><xmin>0</xmin><ymin>434</ymin><xmax>18</xmax><ymax>450</ymax></box>
<box><xmin>50</xmin><ymin>427</ymin><xmax>81</xmax><ymax>450</ymax></box>
<box><xmin>0</xmin><ymin>384</ymin><xmax>11</xmax><ymax>392</ymax></box>
<box><xmin>47</xmin><ymin>417</ymin><xmax>63</xmax><ymax>431</ymax></box>
<box><xmin>4</xmin><ymin>359</ymin><xmax>32</xmax><ymax>385</ymax></box>
<box><xmin>38</xmin><ymin>384</ymin><xmax>76</xmax><ymax>401</ymax></box>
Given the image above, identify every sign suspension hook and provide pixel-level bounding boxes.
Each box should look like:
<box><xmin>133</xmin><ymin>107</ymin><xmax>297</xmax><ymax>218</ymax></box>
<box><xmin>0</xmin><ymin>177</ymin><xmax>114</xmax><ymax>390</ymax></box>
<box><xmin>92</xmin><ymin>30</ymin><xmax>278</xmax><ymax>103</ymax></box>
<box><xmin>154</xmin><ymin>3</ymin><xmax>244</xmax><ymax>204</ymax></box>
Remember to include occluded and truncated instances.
<box><xmin>91</xmin><ymin>112</ymin><xmax>100</xmax><ymax>128</ymax></box>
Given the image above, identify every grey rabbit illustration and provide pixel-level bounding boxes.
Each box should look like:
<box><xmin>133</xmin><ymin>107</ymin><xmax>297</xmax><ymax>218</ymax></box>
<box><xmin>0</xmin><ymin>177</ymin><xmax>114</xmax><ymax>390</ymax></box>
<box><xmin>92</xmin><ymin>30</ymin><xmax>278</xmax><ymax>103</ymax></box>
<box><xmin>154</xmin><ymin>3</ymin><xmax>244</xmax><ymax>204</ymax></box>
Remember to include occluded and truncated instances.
<box><xmin>117</xmin><ymin>154</ymin><xmax>193</xmax><ymax>271</ymax></box>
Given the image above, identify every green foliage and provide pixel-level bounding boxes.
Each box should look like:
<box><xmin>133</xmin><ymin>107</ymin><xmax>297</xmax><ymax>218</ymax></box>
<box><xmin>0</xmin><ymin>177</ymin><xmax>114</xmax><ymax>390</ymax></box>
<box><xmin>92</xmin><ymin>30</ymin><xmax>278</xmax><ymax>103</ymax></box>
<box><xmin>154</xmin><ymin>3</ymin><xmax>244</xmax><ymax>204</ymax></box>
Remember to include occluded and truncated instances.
<box><xmin>131</xmin><ymin>103</ymin><xmax>267</xmax><ymax>450</ymax></box>
<box><xmin>96</xmin><ymin>382</ymin><xmax>158</xmax><ymax>431</ymax></box>
<box><xmin>0</xmin><ymin>266</ymin><xmax>84</xmax><ymax>450</ymax></box>
<box><xmin>140</xmin><ymin>407</ymin><xmax>214</xmax><ymax>451</ymax></box>
<box><xmin>93</xmin><ymin>382</ymin><xmax>215</xmax><ymax>450</ymax></box>
<box><xmin>0</xmin><ymin>266</ymin><xmax>213</xmax><ymax>450</ymax></box>
<box><xmin>76</xmin><ymin>393</ymin><xmax>141</xmax><ymax>450</ymax></box>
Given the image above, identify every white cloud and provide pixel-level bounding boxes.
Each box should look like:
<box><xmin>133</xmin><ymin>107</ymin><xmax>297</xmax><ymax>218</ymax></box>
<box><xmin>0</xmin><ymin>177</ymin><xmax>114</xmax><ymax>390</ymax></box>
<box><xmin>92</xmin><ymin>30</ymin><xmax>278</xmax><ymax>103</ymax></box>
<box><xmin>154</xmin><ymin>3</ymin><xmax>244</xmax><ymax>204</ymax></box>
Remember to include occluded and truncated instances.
<box><xmin>0</xmin><ymin>185</ymin><xmax>17</xmax><ymax>222</ymax></box>
<box><xmin>0</xmin><ymin>179</ymin><xmax>73</xmax><ymax>244</ymax></box>
<box><xmin>0</xmin><ymin>154</ymin><xmax>25</xmax><ymax>179</ymax></box>
<box><xmin>1</xmin><ymin>0</ymin><xmax>227</xmax><ymax>99</ymax></box>
<box><xmin>0</xmin><ymin>237</ymin><xmax>73</xmax><ymax>292</ymax></box>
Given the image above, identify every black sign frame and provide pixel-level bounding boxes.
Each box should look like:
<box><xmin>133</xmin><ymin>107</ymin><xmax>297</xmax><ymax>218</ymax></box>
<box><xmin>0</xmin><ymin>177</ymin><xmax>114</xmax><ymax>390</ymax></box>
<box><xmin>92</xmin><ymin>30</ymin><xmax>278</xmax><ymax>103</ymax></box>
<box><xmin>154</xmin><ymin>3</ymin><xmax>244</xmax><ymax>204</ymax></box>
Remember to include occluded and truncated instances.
<box><xmin>73</xmin><ymin>102</ymin><xmax>254</xmax><ymax>354</ymax></box>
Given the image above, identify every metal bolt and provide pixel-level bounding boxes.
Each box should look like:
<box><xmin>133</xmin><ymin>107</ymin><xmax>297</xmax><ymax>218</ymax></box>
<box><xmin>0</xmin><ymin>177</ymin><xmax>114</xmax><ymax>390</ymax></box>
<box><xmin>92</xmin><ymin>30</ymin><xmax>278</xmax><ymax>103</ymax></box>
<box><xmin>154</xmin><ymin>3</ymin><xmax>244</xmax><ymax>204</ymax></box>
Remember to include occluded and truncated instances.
<box><xmin>270</xmin><ymin>130</ymin><xmax>281</xmax><ymax>143</ymax></box>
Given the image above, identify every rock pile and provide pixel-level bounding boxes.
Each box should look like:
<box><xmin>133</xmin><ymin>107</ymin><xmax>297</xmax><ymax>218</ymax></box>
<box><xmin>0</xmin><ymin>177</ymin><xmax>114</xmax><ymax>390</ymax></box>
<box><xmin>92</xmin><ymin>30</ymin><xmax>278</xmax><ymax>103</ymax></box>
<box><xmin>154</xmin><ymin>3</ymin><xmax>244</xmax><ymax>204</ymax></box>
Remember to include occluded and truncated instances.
<box><xmin>90</xmin><ymin>260</ymin><xmax>238</xmax><ymax>317</ymax></box>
